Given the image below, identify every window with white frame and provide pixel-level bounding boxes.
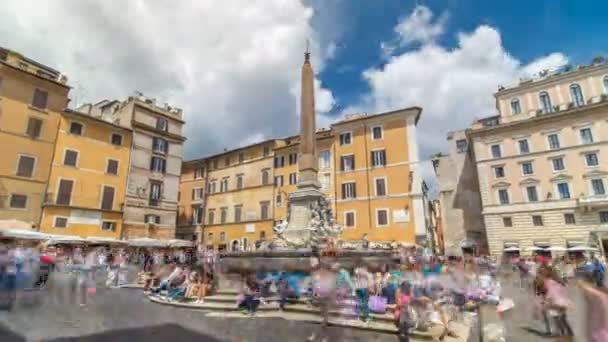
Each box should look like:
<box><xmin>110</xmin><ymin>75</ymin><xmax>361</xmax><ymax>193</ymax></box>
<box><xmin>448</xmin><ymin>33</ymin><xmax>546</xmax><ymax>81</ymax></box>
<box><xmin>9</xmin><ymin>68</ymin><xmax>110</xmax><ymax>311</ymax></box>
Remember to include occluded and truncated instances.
<box><xmin>498</xmin><ymin>189</ymin><xmax>509</xmax><ymax>205</ymax></box>
<box><xmin>340</xmin><ymin>155</ymin><xmax>355</xmax><ymax>171</ymax></box>
<box><xmin>591</xmin><ymin>179</ymin><xmax>606</xmax><ymax>196</ymax></box>
<box><xmin>539</xmin><ymin>91</ymin><xmax>553</xmax><ymax>114</ymax></box>
<box><xmin>220</xmin><ymin>207</ymin><xmax>227</xmax><ymax>224</ymax></box>
<box><xmin>510</xmin><ymin>98</ymin><xmax>521</xmax><ymax>115</ymax></box>
<box><xmin>547</xmin><ymin>133</ymin><xmax>560</xmax><ymax>150</ymax></box>
<box><xmin>552</xmin><ymin>157</ymin><xmax>565</xmax><ymax>172</ymax></box>
<box><xmin>274</xmin><ymin>175</ymin><xmax>284</xmax><ymax>187</ymax></box>
<box><xmin>521</xmin><ymin>161</ymin><xmax>534</xmax><ymax>176</ymax></box>
<box><xmin>192</xmin><ymin>205</ymin><xmax>203</xmax><ymax>224</ymax></box>
<box><xmin>490</xmin><ymin>144</ymin><xmax>502</xmax><ymax>158</ymax></box>
<box><xmin>234</xmin><ymin>205</ymin><xmax>242</xmax><ymax>222</ymax></box>
<box><xmin>207</xmin><ymin>210</ymin><xmax>215</xmax><ymax>225</ymax></box>
<box><xmin>570</xmin><ymin>84</ymin><xmax>585</xmax><ymax>107</ymax></box>
<box><xmin>502</xmin><ymin>217</ymin><xmax>512</xmax><ymax>227</ymax></box>
<box><xmin>344</xmin><ymin>211</ymin><xmax>356</xmax><ymax>228</ymax></box>
<box><xmin>220</xmin><ymin>177</ymin><xmax>229</xmax><ymax>192</ymax></box>
<box><xmin>584</xmin><ymin>152</ymin><xmax>599</xmax><ymax>167</ymax></box>
<box><xmin>375</xmin><ymin>178</ymin><xmax>387</xmax><ymax>197</ymax></box>
<box><xmin>564</xmin><ymin>213</ymin><xmax>576</xmax><ymax>224</ymax></box>
<box><xmin>274</xmin><ymin>156</ymin><xmax>285</xmax><ymax>168</ymax></box>
<box><xmin>493</xmin><ymin>166</ymin><xmax>505</xmax><ymax>178</ymax></box>
<box><xmin>371</xmin><ymin>150</ymin><xmax>386</xmax><ymax>167</ymax></box>
<box><xmin>289</xmin><ymin>172</ymin><xmax>297</xmax><ymax>185</ymax></box>
<box><xmin>371</xmin><ymin>126</ymin><xmax>383</xmax><ymax>140</ymax></box>
<box><xmin>152</xmin><ymin>137</ymin><xmax>168</xmax><ymax>154</ymax></box>
<box><xmin>341</xmin><ymin>182</ymin><xmax>356</xmax><ymax>199</ymax></box>
<box><xmin>319</xmin><ymin>173</ymin><xmax>330</xmax><ymax>190</ymax></box>
<box><xmin>339</xmin><ymin>132</ymin><xmax>352</xmax><ymax>145</ymax></box>
<box><xmin>557</xmin><ymin>182</ymin><xmax>571</xmax><ymax>199</ymax></box>
<box><xmin>600</xmin><ymin>211</ymin><xmax>608</xmax><ymax>223</ymax></box>
<box><xmin>150</xmin><ymin>156</ymin><xmax>166</xmax><ymax>173</ymax></box>
<box><xmin>63</xmin><ymin>149</ymin><xmax>78</xmax><ymax>167</ymax></box>
<box><xmin>319</xmin><ymin>150</ymin><xmax>331</xmax><ymax>169</ymax></box>
<box><xmin>156</xmin><ymin>117</ymin><xmax>168</xmax><ymax>131</ymax></box>
<box><xmin>526</xmin><ymin>186</ymin><xmax>539</xmax><ymax>202</ymax></box>
<box><xmin>518</xmin><ymin>139</ymin><xmax>530</xmax><ymax>154</ymax></box>
<box><xmin>16</xmin><ymin>155</ymin><xmax>35</xmax><ymax>178</ymax></box>
<box><xmin>532</xmin><ymin>215</ymin><xmax>544</xmax><ymax>226</ymax></box>
<box><xmin>194</xmin><ymin>167</ymin><xmax>205</xmax><ymax>179</ymax></box>
<box><xmin>101</xmin><ymin>221</ymin><xmax>116</xmax><ymax>231</ymax></box>
<box><xmin>456</xmin><ymin>139</ymin><xmax>468</xmax><ymax>153</ymax></box>
<box><xmin>261</xmin><ymin>169</ymin><xmax>270</xmax><ymax>185</ymax></box>
<box><xmin>376</xmin><ymin>209</ymin><xmax>389</xmax><ymax>227</ymax></box>
<box><xmin>69</xmin><ymin>122</ymin><xmax>83</xmax><ymax>135</ymax></box>
<box><xmin>9</xmin><ymin>194</ymin><xmax>27</xmax><ymax>209</ymax></box>
<box><xmin>106</xmin><ymin>159</ymin><xmax>119</xmax><ymax>175</ymax></box>
<box><xmin>192</xmin><ymin>187</ymin><xmax>204</xmax><ymax>200</ymax></box>
<box><xmin>111</xmin><ymin>133</ymin><xmax>123</xmax><ymax>146</ymax></box>
<box><xmin>580</xmin><ymin>128</ymin><xmax>594</xmax><ymax>144</ymax></box>
<box><xmin>236</xmin><ymin>174</ymin><xmax>243</xmax><ymax>189</ymax></box>
<box><xmin>53</xmin><ymin>216</ymin><xmax>68</xmax><ymax>228</ymax></box>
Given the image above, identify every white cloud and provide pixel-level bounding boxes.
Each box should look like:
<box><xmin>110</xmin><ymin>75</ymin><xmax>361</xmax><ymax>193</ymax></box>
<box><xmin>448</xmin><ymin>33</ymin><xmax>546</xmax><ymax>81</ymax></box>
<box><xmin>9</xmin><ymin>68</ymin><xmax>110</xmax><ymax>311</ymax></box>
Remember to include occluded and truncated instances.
<box><xmin>520</xmin><ymin>53</ymin><xmax>568</xmax><ymax>78</ymax></box>
<box><xmin>394</xmin><ymin>5</ymin><xmax>447</xmax><ymax>46</ymax></box>
<box><xmin>0</xmin><ymin>0</ymin><xmax>335</xmax><ymax>158</ymax></box>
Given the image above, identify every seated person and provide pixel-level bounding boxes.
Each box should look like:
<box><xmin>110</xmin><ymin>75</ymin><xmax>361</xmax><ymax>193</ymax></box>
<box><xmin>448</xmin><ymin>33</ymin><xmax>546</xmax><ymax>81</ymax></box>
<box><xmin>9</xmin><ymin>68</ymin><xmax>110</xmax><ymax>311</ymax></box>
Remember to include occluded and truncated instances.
<box><xmin>195</xmin><ymin>270</ymin><xmax>214</xmax><ymax>304</ymax></box>
<box><xmin>167</xmin><ymin>269</ymin><xmax>196</xmax><ymax>302</ymax></box>
<box><xmin>144</xmin><ymin>264</ymin><xmax>174</xmax><ymax>292</ymax></box>
<box><xmin>184</xmin><ymin>270</ymin><xmax>200</xmax><ymax>298</ymax></box>
<box><xmin>151</xmin><ymin>264</ymin><xmax>183</xmax><ymax>294</ymax></box>
<box><xmin>238</xmin><ymin>277</ymin><xmax>260</xmax><ymax>315</ymax></box>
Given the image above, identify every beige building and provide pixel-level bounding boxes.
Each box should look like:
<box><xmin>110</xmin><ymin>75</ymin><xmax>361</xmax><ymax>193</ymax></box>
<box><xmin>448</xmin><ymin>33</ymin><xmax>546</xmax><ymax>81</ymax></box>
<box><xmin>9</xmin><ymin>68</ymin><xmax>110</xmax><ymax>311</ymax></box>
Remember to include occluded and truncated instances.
<box><xmin>432</xmin><ymin>130</ymin><xmax>486</xmax><ymax>255</ymax></box>
<box><xmin>468</xmin><ymin>61</ymin><xmax>608</xmax><ymax>255</ymax></box>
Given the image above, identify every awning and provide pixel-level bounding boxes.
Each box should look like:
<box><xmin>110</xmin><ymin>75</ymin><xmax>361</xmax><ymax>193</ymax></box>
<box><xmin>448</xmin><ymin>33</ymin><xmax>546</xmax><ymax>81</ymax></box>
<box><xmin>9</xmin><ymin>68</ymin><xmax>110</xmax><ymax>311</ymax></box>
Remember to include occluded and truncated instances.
<box><xmin>127</xmin><ymin>238</ymin><xmax>167</xmax><ymax>247</ymax></box>
<box><xmin>568</xmin><ymin>245</ymin><xmax>598</xmax><ymax>252</ymax></box>
<box><xmin>545</xmin><ymin>246</ymin><xmax>567</xmax><ymax>252</ymax></box>
<box><xmin>0</xmin><ymin>229</ymin><xmax>50</xmax><ymax>240</ymax></box>
<box><xmin>503</xmin><ymin>242</ymin><xmax>519</xmax><ymax>248</ymax></box>
<box><xmin>85</xmin><ymin>236</ymin><xmax>127</xmax><ymax>245</ymax></box>
<box><xmin>48</xmin><ymin>235</ymin><xmax>86</xmax><ymax>245</ymax></box>
<box><xmin>525</xmin><ymin>246</ymin><xmax>545</xmax><ymax>251</ymax></box>
<box><xmin>504</xmin><ymin>246</ymin><xmax>520</xmax><ymax>252</ymax></box>
<box><xmin>533</xmin><ymin>241</ymin><xmax>551</xmax><ymax>247</ymax></box>
<box><xmin>166</xmin><ymin>239</ymin><xmax>194</xmax><ymax>248</ymax></box>
<box><xmin>566</xmin><ymin>240</ymin><xmax>585</xmax><ymax>247</ymax></box>
<box><xmin>460</xmin><ymin>239</ymin><xmax>477</xmax><ymax>248</ymax></box>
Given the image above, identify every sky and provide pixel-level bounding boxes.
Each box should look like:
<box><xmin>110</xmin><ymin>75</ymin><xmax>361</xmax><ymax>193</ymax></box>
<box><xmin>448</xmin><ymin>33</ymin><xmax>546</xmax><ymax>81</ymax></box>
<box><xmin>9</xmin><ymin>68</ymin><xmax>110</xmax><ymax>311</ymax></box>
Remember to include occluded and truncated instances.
<box><xmin>1</xmin><ymin>0</ymin><xmax>607</xmax><ymax>186</ymax></box>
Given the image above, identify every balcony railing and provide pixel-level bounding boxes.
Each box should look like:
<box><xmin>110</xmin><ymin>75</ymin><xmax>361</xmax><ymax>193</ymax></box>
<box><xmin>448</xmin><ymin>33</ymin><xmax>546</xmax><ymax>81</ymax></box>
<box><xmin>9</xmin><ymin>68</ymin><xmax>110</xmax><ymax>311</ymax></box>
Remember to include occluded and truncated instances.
<box><xmin>578</xmin><ymin>194</ymin><xmax>608</xmax><ymax>210</ymax></box>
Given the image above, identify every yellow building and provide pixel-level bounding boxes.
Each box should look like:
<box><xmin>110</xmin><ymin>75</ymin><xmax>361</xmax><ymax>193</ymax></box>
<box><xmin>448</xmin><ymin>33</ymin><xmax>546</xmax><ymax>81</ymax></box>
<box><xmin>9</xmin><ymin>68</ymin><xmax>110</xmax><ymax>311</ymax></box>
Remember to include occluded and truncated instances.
<box><xmin>179</xmin><ymin>107</ymin><xmax>426</xmax><ymax>250</ymax></box>
<box><xmin>0</xmin><ymin>47</ymin><xmax>70</xmax><ymax>228</ymax></box>
<box><xmin>39</xmin><ymin>109</ymin><xmax>132</xmax><ymax>239</ymax></box>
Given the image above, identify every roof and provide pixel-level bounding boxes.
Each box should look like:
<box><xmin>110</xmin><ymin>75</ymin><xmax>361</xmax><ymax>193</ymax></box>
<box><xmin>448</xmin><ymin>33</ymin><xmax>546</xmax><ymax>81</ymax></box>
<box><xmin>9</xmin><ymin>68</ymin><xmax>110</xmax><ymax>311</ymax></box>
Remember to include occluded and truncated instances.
<box><xmin>331</xmin><ymin>106</ymin><xmax>422</xmax><ymax>127</ymax></box>
<box><xmin>63</xmin><ymin>109</ymin><xmax>132</xmax><ymax>132</ymax></box>
<box><xmin>184</xmin><ymin>138</ymin><xmax>278</xmax><ymax>165</ymax></box>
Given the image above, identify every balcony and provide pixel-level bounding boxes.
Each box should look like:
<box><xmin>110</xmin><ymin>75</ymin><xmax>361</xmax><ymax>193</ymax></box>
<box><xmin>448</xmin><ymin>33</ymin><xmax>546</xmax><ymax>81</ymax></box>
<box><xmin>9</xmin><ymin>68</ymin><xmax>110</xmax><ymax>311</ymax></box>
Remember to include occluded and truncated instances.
<box><xmin>578</xmin><ymin>194</ymin><xmax>608</xmax><ymax>210</ymax></box>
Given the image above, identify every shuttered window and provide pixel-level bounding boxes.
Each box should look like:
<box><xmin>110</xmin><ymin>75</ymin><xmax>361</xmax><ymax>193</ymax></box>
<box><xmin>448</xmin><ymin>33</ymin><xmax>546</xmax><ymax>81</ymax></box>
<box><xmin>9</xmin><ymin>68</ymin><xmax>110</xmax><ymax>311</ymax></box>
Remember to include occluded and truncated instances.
<box><xmin>63</xmin><ymin>150</ymin><xmax>78</xmax><ymax>167</ymax></box>
<box><xmin>17</xmin><ymin>155</ymin><xmax>35</xmax><ymax>178</ymax></box>
<box><xmin>56</xmin><ymin>179</ymin><xmax>74</xmax><ymax>205</ymax></box>
<box><xmin>106</xmin><ymin>159</ymin><xmax>119</xmax><ymax>175</ymax></box>
<box><xmin>9</xmin><ymin>194</ymin><xmax>27</xmax><ymax>209</ymax></box>
<box><xmin>32</xmin><ymin>89</ymin><xmax>48</xmax><ymax>109</ymax></box>
<box><xmin>101</xmin><ymin>186</ymin><xmax>115</xmax><ymax>210</ymax></box>
<box><xmin>26</xmin><ymin>117</ymin><xmax>42</xmax><ymax>138</ymax></box>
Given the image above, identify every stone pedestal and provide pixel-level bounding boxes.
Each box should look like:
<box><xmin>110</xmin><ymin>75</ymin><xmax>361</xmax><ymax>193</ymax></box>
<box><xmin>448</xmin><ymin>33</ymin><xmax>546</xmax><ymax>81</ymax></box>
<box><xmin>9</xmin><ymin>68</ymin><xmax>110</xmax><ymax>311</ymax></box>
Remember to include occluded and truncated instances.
<box><xmin>282</xmin><ymin>187</ymin><xmax>324</xmax><ymax>243</ymax></box>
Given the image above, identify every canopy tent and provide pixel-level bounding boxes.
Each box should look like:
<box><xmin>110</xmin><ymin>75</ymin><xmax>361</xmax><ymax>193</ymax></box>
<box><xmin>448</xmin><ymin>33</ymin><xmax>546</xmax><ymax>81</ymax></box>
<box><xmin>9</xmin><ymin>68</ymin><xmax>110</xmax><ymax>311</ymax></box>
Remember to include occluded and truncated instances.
<box><xmin>567</xmin><ymin>245</ymin><xmax>598</xmax><ymax>252</ymax></box>
<box><xmin>47</xmin><ymin>235</ymin><xmax>86</xmax><ymax>245</ymax></box>
<box><xmin>85</xmin><ymin>236</ymin><xmax>127</xmax><ymax>245</ymax></box>
<box><xmin>0</xmin><ymin>229</ymin><xmax>50</xmax><ymax>240</ymax></box>
<box><xmin>503</xmin><ymin>246</ymin><xmax>520</xmax><ymax>252</ymax></box>
<box><xmin>166</xmin><ymin>239</ymin><xmax>194</xmax><ymax>248</ymax></box>
<box><xmin>524</xmin><ymin>246</ymin><xmax>545</xmax><ymax>251</ymax></box>
<box><xmin>127</xmin><ymin>237</ymin><xmax>167</xmax><ymax>247</ymax></box>
<box><xmin>545</xmin><ymin>246</ymin><xmax>568</xmax><ymax>252</ymax></box>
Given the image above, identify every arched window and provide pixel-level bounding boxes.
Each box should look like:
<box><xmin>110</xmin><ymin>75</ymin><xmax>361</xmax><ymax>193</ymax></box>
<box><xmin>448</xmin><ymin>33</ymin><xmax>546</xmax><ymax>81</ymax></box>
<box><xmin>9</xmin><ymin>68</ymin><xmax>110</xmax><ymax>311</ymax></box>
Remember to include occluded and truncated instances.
<box><xmin>539</xmin><ymin>91</ymin><xmax>552</xmax><ymax>114</ymax></box>
<box><xmin>231</xmin><ymin>240</ymin><xmax>240</xmax><ymax>252</ymax></box>
<box><xmin>570</xmin><ymin>83</ymin><xmax>584</xmax><ymax>107</ymax></box>
<box><xmin>510</xmin><ymin>98</ymin><xmax>521</xmax><ymax>115</ymax></box>
<box><xmin>603</xmin><ymin>76</ymin><xmax>608</xmax><ymax>95</ymax></box>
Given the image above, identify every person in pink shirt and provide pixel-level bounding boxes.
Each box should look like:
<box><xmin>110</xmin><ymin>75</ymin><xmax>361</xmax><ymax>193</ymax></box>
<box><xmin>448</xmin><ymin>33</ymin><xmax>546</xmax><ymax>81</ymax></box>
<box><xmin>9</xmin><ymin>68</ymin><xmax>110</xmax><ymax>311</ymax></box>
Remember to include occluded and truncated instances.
<box><xmin>578</xmin><ymin>278</ymin><xmax>608</xmax><ymax>342</ymax></box>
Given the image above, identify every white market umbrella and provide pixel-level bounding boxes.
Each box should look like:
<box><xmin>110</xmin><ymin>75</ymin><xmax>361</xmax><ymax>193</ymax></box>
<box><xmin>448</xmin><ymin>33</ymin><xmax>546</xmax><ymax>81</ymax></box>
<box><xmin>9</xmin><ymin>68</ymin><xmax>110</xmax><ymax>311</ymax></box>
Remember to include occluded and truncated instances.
<box><xmin>545</xmin><ymin>246</ymin><xmax>567</xmax><ymax>252</ymax></box>
<box><xmin>525</xmin><ymin>246</ymin><xmax>545</xmax><ymax>251</ymax></box>
<box><xmin>128</xmin><ymin>237</ymin><xmax>166</xmax><ymax>247</ymax></box>
<box><xmin>86</xmin><ymin>236</ymin><xmax>127</xmax><ymax>245</ymax></box>
<box><xmin>48</xmin><ymin>235</ymin><xmax>86</xmax><ymax>245</ymax></box>
<box><xmin>568</xmin><ymin>245</ymin><xmax>598</xmax><ymax>252</ymax></box>
<box><xmin>167</xmin><ymin>239</ymin><xmax>194</xmax><ymax>248</ymax></box>
<box><xmin>503</xmin><ymin>246</ymin><xmax>520</xmax><ymax>252</ymax></box>
<box><xmin>0</xmin><ymin>229</ymin><xmax>50</xmax><ymax>240</ymax></box>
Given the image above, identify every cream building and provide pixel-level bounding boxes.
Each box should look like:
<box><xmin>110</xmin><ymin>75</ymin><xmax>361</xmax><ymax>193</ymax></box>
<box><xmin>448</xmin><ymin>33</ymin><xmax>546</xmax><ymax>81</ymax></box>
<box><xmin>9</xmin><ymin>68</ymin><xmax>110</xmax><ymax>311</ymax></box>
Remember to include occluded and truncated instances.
<box><xmin>468</xmin><ymin>61</ymin><xmax>608</xmax><ymax>255</ymax></box>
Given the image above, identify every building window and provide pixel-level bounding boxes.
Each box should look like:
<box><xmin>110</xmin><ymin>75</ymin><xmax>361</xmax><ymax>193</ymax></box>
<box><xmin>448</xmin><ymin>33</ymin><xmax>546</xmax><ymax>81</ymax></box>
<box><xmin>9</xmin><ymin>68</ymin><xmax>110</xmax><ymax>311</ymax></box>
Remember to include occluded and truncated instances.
<box><xmin>101</xmin><ymin>221</ymin><xmax>116</xmax><ymax>231</ymax></box>
<box><xmin>585</xmin><ymin>153</ymin><xmax>599</xmax><ymax>167</ymax></box>
<box><xmin>259</xmin><ymin>231</ymin><xmax>266</xmax><ymax>240</ymax></box>
<box><xmin>371</xmin><ymin>126</ymin><xmax>383</xmax><ymax>140</ymax></box>
<box><xmin>518</xmin><ymin>139</ymin><xmax>530</xmax><ymax>154</ymax></box>
<box><xmin>580</xmin><ymin>128</ymin><xmax>594</xmax><ymax>144</ymax></box>
<box><xmin>106</xmin><ymin>159</ymin><xmax>119</xmax><ymax>175</ymax></box>
<box><xmin>69</xmin><ymin>122</ymin><xmax>83</xmax><ymax>135</ymax></box>
<box><xmin>600</xmin><ymin>211</ymin><xmax>608</xmax><ymax>223</ymax></box>
<box><xmin>260</xmin><ymin>201</ymin><xmax>269</xmax><ymax>220</ymax></box>
<box><xmin>32</xmin><ymin>88</ymin><xmax>48</xmax><ymax>109</ymax></box>
<box><xmin>339</xmin><ymin>132</ymin><xmax>352</xmax><ymax>145</ymax></box>
<box><xmin>54</xmin><ymin>216</ymin><xmax>68</xmax><ymax>228</ymax></box>
<box><xmin>63</xmin><ymin>149</ymin><xmax>78</xmax><ymax>167</ymax></box>
<box><xmin>207</xmin><ymin>210</ymin><xmax>215</xmax><ymax>225</ymax></box>
<box><xmin>319</xmin><ymin>150</ymin><xmax>331</xmax><ymax>169</ymax></box>
<box><xmin>375</xmin><ymin>178</ymin><xmax>387</xmax><ymax>197</ymax></box>
<box><xmin>591</xmin><ymin>179</ymin><xmax>606</xmax><ymax>196</ymax></box>
<box><xmin>288</xmin><ymin>153</ymin><xmax>298</xmax><ymax>165</ymax></box>
<box><xmin>156</xmin><ymin>117</ymin><xmax>168</xmax><ymax>131</ymax></box>
<box><xmin>276</xmin><ymin>193</ymin><xmax>282</xmax><ymax>206</ymax></box>
<box><xmin>552</xmin><ymin>158</ymin><xmax>565</xmax><ymax>172</ymax></box>
<box><xmin>340</xmin><ymin>155</ymin><xmax>355</xmax><ymax>171</ymax></box>
<box><xmin>564</xmin><ymin>213</ymin><xmax>576</xmax><ymax>225</ymax></box>
<box><xmin>192</xmin><ymin>187</ymin><xmax>204</xmax><ymax>200</ymax></box>
<box><xmin>207</xmin><ymin>232</ymin><xmax>214</xmax><ymax>243</ymax></box>
<box><xmin>194</xmin><ymin>167</ymin><xmax>205</xmax><ymax>179</ymax></box>
<box><xmin>456</xmin><ymin>139</ymin><xmax>468</xmax><ymax>153</ymax></box>
<box><xmin>16</xmin><ymin>155</ymin><xmax>35</xmax><ymax>178</ymax></box>
<box><xmin>101</xmin><ymin>186</ymin><xmax>115</xmax><ymax>210</ymax></box>
<box><xmin>236</xmin><ymin>174</ymin><xmax>243</xmax><ymax>189</ymax></box>
<box><xmin>220</xmin><ymin>178</ymin><xmax>229</xmax><ymax>192</ymax></box>
<box><xmin>526</xmin><ymin>186</ymin><xmax>539</xmax><ymax>202</ymax></box>
<box><xmin>9</xmin><ymin>194</ymin><xmax>27</xmax><ymax>209</ymax></box>
<box><xmin>289</xmin><ymin>173</ymin><xmax>297</xmax><ymax>185</ymax></box>
<box><xmin>192</xmin><ymin>205</ymin><xmax>203</xmax><ymax>224</ymax></box>
<box><xmin>490</xmin><ymin>144</ymin><xmax>501</xmax><ymax>158</ymax></box>
<box><xmin>220</xmin><ymin>208</ymin><xmax>227</xmax><ymax>224</ymax></box>
<box><xmin>510</xmin><ymin>98</ymin><xmax>521</xmax><ymax>115</ymax></box>
<box><xmin>274</xmin><ymin>156</ymin><xmax>285</xmax><ymax>168</ymax></box>
<box><xmin>234</xmin><ymin>205</ymin><xmax>242</xmax><ymax>223</ymax></box>
<box><xmin>213</xmin><ymin>159</ymin><xmax>218</xmax><ymax>170</ymax></box>
<box><xmin>149</xmin><ymin>182</ymin><xmax>162</xmax><ymax>206</ymax></box>
<box><xmin>220</xmin><ymin>232</ymin><xmax>226</xmax><ymax>242</ymax></box>
<box><xmin>502</xmin><ymin>217</ymin><xmax>512</xmax><ymax>227</ymax></box>
<box><xmin>145</xmin><ymin>215</ymin><xmax>160</xmax><ymax>224</ymax></box>
<box><xmin>263</xmin><ymin>146</ymin><xmax>270</xmax><ymax>157</ymax></box>
<box><xmin>539</xmin><ymin>91</ymin><xmax>552</xmax><ymax>114</ymax></box>
<box><xmin>274</xmin><ymin>175</ymin><xmax>284</xmax><ymax>187</ymax></box>
<box><xmin>570</xmin><ymin>84</ymin><xmax>585</xmax><ymax>107</ymax></box>
<box><xmin>521</xmin><ymin>162</ymin><xmax>534</xmax><ymax>176</ymax></box>
<box><xmin>224</xmin><ymin>156</ymin><xmax>230</xmax><ymax>167</ymax></box>
<box><xmin>371</xmin><ymin>150</ymin><xmax>386</xmax><ymax>167</ymax></box>
<box><xmin>56</xmin><ymin>179</ymin><xmax>74</xmax><ymax>205</ymax></box>
<box><xmin>111</xmin><ymin>133</ymin><xmax>122</xmax><ymax>146</ymax></box>
<box><xmin>345</xmin><ymin>211</ymin><xmax>355</xmax><ymax>228</ymax></box>
<box><xmin>341</xmin><ymin>182</ymin><xmax>356</xmax><ymax>199</ymax></box>
<box><xmin>150</xmin><ymin>157</ymin><xmax>166</xmax><ymax>173</ymax></box>
<box><xmin>532</xmin><ymin>215</ymin><xmax>544</xmax><ymax>226</ymax></box>
<box><xmin>493</xmin><ymin>166</ymin><xmax>505</xmax><ymax>179</ymax></box>
<box><xmin>319</xmin><ymin>173</ymin><xmax>330</xmax><ymax>190</ymax></box>
<box><xmin>26</xmin><ymin>117</ymin><xmax>42</xmax><ymax>138</ymax></box>
<box><xmin>547</xmin><ymin>134</ymin><xmax>560</xmax><ymax>150</ymax></box>
<box><xmin>557</xmin><ymin>182</ymin><xmax>570</xmax><ymax>199</ymax></box>
<box><xmin>498</xmin><ymin>189</ymin><xmax>509</xmax><ymax>205</ymax></box>
<box><xmin>238</xmin><ymin>153</ymin><xmax>244</xmax><ymax>163</ymax></box>
<box><xmin>152</xmin><ymin>137</ymin><xmax>168</xmax><ymax>154</ymax></box>
<box><xmin>376</xmin><ymin>209</ymin><xmax>389</xmax><ymax>227</ymax></box>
